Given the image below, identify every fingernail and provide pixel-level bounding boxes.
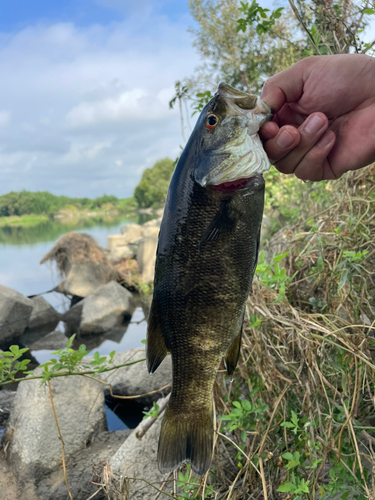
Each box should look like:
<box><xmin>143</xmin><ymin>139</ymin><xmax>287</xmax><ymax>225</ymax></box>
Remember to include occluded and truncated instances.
<box><xmin>276</xmin><ymin>130</ymin><xmax>294</xmax><ymax>149</ymax></box>
<box><xmin>304</xmin><ymin>115</ymin><xmax>325</xmax><ymax>134</ymax></box>
<box><xmin>317</xmin><ymin>130</ymin><xmax>335</xmax><ymax>147</ymax></box>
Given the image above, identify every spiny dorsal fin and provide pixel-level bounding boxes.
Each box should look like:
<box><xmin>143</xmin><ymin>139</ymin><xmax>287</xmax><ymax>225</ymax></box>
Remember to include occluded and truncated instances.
<box><xmin>146</xmin><ymin>298</ymin><xmax>169</xmax><ymax>374</ymax></box>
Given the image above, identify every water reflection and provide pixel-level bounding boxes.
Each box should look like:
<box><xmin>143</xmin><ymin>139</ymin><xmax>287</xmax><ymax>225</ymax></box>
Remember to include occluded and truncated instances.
<box><xmin>31</xmin><ymin>307</ymin><xmax>147</xmax><ymax>365</ymax></box>
<box><xmin>0</xmin><ymin>212</ymin><xmax>155</xmax><ymax>246</ymax></box>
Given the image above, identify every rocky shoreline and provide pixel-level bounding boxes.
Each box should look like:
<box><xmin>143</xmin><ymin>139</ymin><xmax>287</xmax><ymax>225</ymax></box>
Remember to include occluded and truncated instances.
<box><xmin>0</xmin><ymin>214</ymin><xmax>171</xmax><ymax>499</ymax></box>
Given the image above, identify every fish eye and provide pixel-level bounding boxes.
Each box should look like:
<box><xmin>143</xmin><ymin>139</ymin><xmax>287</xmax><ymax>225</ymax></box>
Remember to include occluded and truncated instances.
<box><xmin>206</xmin><ymin>114</ymin><xmax>218</xmax><ymax>130</ymax></box>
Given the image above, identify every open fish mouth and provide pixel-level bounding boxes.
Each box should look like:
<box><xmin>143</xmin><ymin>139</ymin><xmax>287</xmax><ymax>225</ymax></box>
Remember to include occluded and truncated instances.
<box><xmin>194</xmin><ymin>83</ymin><xmax>273</xmax><ymax>188</ymax></box>
<box><xmin>211</xmin><ymin>177</ymin><xmax>254</xmax><ymax>193</ymax></box>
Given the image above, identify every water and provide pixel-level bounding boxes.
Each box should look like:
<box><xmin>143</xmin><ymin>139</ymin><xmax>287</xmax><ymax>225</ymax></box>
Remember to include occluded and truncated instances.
<box><xmin>0</xmin><ymin>214</ymin><xmax>154</xmax><ymax>430</ymax></box>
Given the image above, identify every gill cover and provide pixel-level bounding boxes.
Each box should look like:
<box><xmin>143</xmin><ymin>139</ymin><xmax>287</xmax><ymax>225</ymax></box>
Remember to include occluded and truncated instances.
<box><xmin>194</xmin><ymin>82</ymin><xmax>273</xmax><ymax>188</ymax></box>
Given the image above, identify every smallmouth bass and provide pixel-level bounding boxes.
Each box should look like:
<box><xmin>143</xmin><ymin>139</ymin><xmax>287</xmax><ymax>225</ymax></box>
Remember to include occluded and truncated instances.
<box><xmin>146</xmin><ymin>83</ymin><xmax>273</xmax><ymax>475</ymax></box>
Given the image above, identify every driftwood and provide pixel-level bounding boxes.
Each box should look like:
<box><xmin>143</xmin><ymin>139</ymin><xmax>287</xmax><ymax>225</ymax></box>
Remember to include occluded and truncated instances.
<box><xmin>135</xmin><ymin>394</ymin><xmax>170</xmax><ymax>440</ymax></box>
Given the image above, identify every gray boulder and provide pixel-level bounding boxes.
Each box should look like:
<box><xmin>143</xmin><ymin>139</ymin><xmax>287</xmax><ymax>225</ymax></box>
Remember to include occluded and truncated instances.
<box><xmin>28</xmin><ymin>330</ymin><xmax>68</xmax><ymax>351</ymax></box>
<box><xmin>143</xmin><ymin>225</ymin><xmax>160</xmax><ymax>238</ymax></box>
<box><xmin>0</xmin><ymin>285</ymin><xmax>33</xmax><ymax>349</ymax></box>
<box><xmin>79</xmin><ymin>281</ymin><xmax>136</xmax><ymax>335</ymax></box>
<box><xmin>100</xmin><ymin>348</ymin><xmax>171</xmax><ymax>405</ymax></box>
<box><xmin>120</xmin><ymin>223</ymin><xmax>144</xmax><ymax>243</ymax></box>
<box><xmin>61</xmin><ymin>300</ymin><xmax>83</xmax><ymax>330</ymax></box>
<box><xmin>137</xmin><ymin>237</ymin><xmax>158</xmax><ymax>284</ymax></box>
<box><xmin>63</xmin><ymin>261</ymin><xmax>118</xmax><ymax>297</ymax></box>
<box><xmin>3</xmin><ymin>371</ymin><xmax>107</xmax><ymax>475</ymax></box>
<box><xmin>109</xmin><ymin>244</ymin><xmax>134</xmax><ymax>261</ymax></box>
<box><xmin>27</xmin><ymin>295</ymin><xmax>60</xmax><ymax>331</ymax></box>
<box><xmin>0</xmin><ymin>428</ymin><xmax>131</xmax><ymax>500</ymax></box>
<box><xmin>111</xmin><ymin>416</ymin><xmax>166</xmax><ymax>500</ymax></box>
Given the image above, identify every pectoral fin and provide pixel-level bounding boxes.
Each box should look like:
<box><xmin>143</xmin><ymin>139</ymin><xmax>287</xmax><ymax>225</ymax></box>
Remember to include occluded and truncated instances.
<box><xmin>224</xmin><ymin>327</ymin><xmax>243</xmax><ymax>376</ymax></box>
<box><xmin>146</xmin><ymin>299</ymin><xmax>168</xmax><ymax>373</ymax></box>
<box><xmin>199</xmin><ymin>201</ymin><xmax>235</xmax><ymax>250</ymax></box>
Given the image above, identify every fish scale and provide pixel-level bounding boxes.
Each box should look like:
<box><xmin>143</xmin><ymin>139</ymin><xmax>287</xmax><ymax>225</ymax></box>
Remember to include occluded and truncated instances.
<box><xmin>146</xmin><ymin>82</ymin><xmax>273</xmax><ymax>475</ymax></box>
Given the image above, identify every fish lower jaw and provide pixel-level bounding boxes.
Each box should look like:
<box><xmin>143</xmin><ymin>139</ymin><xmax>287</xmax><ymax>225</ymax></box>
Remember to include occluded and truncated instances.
<box><xmin>211</xmin><ymin>176</ymin><xmax>257</xmax><ymax>193</ymax></box>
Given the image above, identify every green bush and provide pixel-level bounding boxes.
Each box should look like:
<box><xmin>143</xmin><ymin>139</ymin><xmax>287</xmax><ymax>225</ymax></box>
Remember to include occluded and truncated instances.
<box><xmin>134</xmin><ymin>158</ymin><xmax>175</xmax><ymax>208</ymax></box>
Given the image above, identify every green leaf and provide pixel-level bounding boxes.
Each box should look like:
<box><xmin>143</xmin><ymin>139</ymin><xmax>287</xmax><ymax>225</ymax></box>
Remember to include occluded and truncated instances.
<box><xmin>240</xmin><ymin>430</ymin><xmax>247</xmax><ymax>443</ymax></box>
<box><xmin>241</xmin><ymin>399</ymin><xmax>251</xmax><ymax>411</ymax></box>
<box><xmin>363</xmin><ymin>8</ymin><xmax>375</xmax><ymax>14</ymax></box>
<box><xmin>233</xmin><ymin>401</ymin><xmax>242</xmax><ymax>409</ymax></box>
<box><xmin>282</xmin><ymin>452</ymin><xmax>294</xmax><ymax>461</ymax></box>
<box><xmin>281</xmin><ymin>422</ymin><xmax>295</xmax><ymax>428</ymax></box>
<box><xmin>273</xmin><ymin>251</ymin><xmax>289</xmax><ymax>262</ymax></box>
<box><xmin>277</xmin><ymin>483</ymin><xmax>296</xmax><ymax>493</ymax></box>
<box><xmin>140</xmin><ymin>339</ymin><xmax>146</xmax><ymax>344</ymax></box>
<box><xmin>66</xmin><ymin>334</ymin><xmax>76</xmax><ymax>348</ymax></box>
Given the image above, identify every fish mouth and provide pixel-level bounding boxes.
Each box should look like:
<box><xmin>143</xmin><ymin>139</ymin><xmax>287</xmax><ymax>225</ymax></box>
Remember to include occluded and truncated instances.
<box><xmin>210</xmin><ymin>177</ymin><xmax>253</xmax><ymax>193</ymax></box>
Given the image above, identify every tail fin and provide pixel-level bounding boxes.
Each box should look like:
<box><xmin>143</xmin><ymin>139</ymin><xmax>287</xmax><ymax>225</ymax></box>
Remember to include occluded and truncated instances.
<box><xmin>158</xmin><ymin>404</ymin><xmax>213</xmax><ymax>476</ymax></box>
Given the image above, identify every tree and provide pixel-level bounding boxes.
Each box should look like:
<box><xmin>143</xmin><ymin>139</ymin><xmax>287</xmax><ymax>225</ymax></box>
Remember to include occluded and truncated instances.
<box><xmin>134</xmin><ymin>158</ymin><xmax>175</xmax><ymax>208</ymax></box>
<box><xmin>188</xmin><ymin>0</ymin><xmax>305</xmax><ymax>94</ymax></box>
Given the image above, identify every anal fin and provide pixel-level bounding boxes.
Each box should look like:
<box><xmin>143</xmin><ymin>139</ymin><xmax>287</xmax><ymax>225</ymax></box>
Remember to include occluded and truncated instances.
<box><xmin>224</xmin><ymin>327</ymin><xmax>243</xmax><ymax>376</ymax></box>
<box><xmin>146</xmin><ymin>298</ymin><xmax>168</xmax><ymax>374</ymax></box>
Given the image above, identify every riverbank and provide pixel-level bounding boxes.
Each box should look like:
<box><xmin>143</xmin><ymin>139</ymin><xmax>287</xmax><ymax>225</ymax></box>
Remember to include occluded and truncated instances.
<box><xmin>0</xmin><ymin>207</ymin><xmax>137</xmax><ymax>229</ymax></box>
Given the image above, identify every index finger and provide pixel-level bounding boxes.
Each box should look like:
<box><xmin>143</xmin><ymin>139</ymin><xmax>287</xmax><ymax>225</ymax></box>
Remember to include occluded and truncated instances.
<box><xmin>260</xmin><ymin>58</ymin><xmax>309</xmax><ymax>112</ymax></box>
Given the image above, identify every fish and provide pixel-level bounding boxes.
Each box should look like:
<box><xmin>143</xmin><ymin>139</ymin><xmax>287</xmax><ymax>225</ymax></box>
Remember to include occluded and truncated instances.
<box><xmin>146</xmin><ymin>82</ymin><xmax>273</xmax><ymax>476</ymax></box>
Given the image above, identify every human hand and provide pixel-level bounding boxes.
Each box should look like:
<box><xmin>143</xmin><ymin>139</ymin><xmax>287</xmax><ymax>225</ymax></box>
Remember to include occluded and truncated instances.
<box><xmin>260</xmin><ymin>54</ymin><xmax>375</xmax><ymax>181</ymax></box>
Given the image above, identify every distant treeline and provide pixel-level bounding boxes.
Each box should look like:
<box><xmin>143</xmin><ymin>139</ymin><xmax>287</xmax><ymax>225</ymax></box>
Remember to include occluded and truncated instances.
<box><xmin>0</xmin><ymin>157</ymin><xmax>176</xmax><ymax>217</ymax></box>
<box><xmin>0</xmin><ymin>191</ymin><xmax>135</xmax><ymax>217</ymax></box>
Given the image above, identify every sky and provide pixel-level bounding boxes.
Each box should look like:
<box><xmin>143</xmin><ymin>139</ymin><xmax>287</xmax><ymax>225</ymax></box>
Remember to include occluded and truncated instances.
<box><xmin>0</xmin><ymin>0</ymin><xmax>374</xmax><ymax>199</ymax></box>
<box><xmin>0</xmin><ymin>0</ymin><xmax>200</xmax><ymax>198</ymax></box>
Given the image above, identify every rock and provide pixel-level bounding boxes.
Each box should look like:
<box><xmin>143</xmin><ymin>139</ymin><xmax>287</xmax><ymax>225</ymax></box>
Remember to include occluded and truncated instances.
<box><xmin>143</xmin><ymin>217</ymin><xmax>162</xmax><ymax>228</ymax></box>
<box><xmin>27</xmin><ymin>295</ymin><xmax>60</xmax><ymax>331</ymax></box>
<box><xmin>0</xmin><ymin>390</ymin><xmax>16</xmax><ymax>426</ymax></box>
<box><xmin>120</xmin><ymin>223</ymin><xmax>144</xmax><ymax>243</ymax></box>
<box><xmin>40</xmin><ymin>233</ymin><xmax>118</xmax><ymax>297</ymax></box>
<box><xmin>0</xmin><ymin>429</ymin><xmax>131</xmax><ymax>500</ymax></box>
<box><xmin>111</xmin><ymin>416</ymin><xmax>166</xmax><ymax>500</ymax></box>
<box><xmin>107</xmin><ymin>234</ymin><xmax>129</xmax><ymax>250</ymax></box>
<box><xmin>3</xmin><ymin>371</ymin><xmax>107</xmax><ymax>475</ymax></box>
<box><xmin>79</xmin><ymin>281</ymin><xmax>136</xmax><ymax>335</ymax></box>
<box><xmin>34</xmin><ymin>429</ymin><xmax>131</xmax><ymax>500</ymax></box>
<box><xmin>136</xmin><ymin>237</ymin><xmax>158</xmax><ymax>284</ymax></box>
<box><xmin>62</xmin><ymin>300</ymin><xmax>83</xmax><ymax>330</ymax></box>
<box><xmin>0</xmin><ymin>285</ymin><xmax>33</xmax><ymax>349</ymax></box>
<box><xmin>109</xmin><ymin>244</ymin><xmax>134</xmax><ymax>261</ymax></box>
<box><xmin>143</xmin><ymin>225</ymin><xmax>160</xmax><ymax>238</ymax></box>
<box><xmin>64</xmin><ymin>261</ymin><xmax>118</xmax><ymax>297</ymax></box>
<box><xmin>100</xmin><ymin>348</ymin><xmax>171</xmax><ymax>405</ymax></box>
<box><xmin>28</xmin><ymin>330</ymin><xmax>68</xmax><ymax>351</ymax></box>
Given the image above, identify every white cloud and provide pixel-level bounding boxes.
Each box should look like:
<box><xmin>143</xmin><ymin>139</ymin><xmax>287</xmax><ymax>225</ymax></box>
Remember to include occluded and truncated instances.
<box><xmin>0</xmin><ymin>111</ymin><xmax>10</xmax><ymax>127</ymax></box>
<box><xmin>66</xmin><ymin>87</ymin><xmax>176</xmax><ymax>127</ymax></box>
<box><xmin>0</xmin><ymin>13</ymin><xmax>200</xmax><ymax>198</ymax></box>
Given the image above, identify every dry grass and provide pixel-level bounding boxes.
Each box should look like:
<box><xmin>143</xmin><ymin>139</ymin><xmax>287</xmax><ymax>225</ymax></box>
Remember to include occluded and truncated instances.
<box><xmin>205</xmin><ymin>165</ymin><xmax>375</xmax><ymax>499</ymax></box>
<box><xmin>40</xmin><ymin>232</ymin><xmax>118</xmax><ymax>283</ymax></box>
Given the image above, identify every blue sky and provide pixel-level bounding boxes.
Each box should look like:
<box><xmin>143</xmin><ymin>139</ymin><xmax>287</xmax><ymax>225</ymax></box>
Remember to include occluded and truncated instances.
<box><xmin>0</xmin><ymin>0</ymin><xmax>190</xmax><ymax>31</ymax></box>
<box><xmin>0</xmin><ymin>0</ymin><xmax>200</xmax><ymax>198</ymax></box>
<box><xmin>0</xmin><ymin>0</ymin><xmax>373</xmax><ymax>199</ymax></box>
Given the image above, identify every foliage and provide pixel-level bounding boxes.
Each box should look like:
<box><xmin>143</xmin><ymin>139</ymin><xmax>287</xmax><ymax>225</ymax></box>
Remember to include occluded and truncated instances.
<box><xmin>134</xmin><ymin>158</ymin><xmax>175</xmax><ymax>208</ymax></box>
<box><xmin>0</xmin><ymin>190</ymin><xmax>136</xmax><ymax>218</ymax></box>
<box><xmin>142</xmin><ymin>401</ymin><xmax>160</xmax><ymax>420</ymax></box>
<box><xmin>187</xmin><ymin>0</ymin><xmax>303</xmax><ymax>95</ymax></box>
<box><xmin>0</xmin><ymin>335</ymin><xmax>144</xmax><ymax>388</ymax></box>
